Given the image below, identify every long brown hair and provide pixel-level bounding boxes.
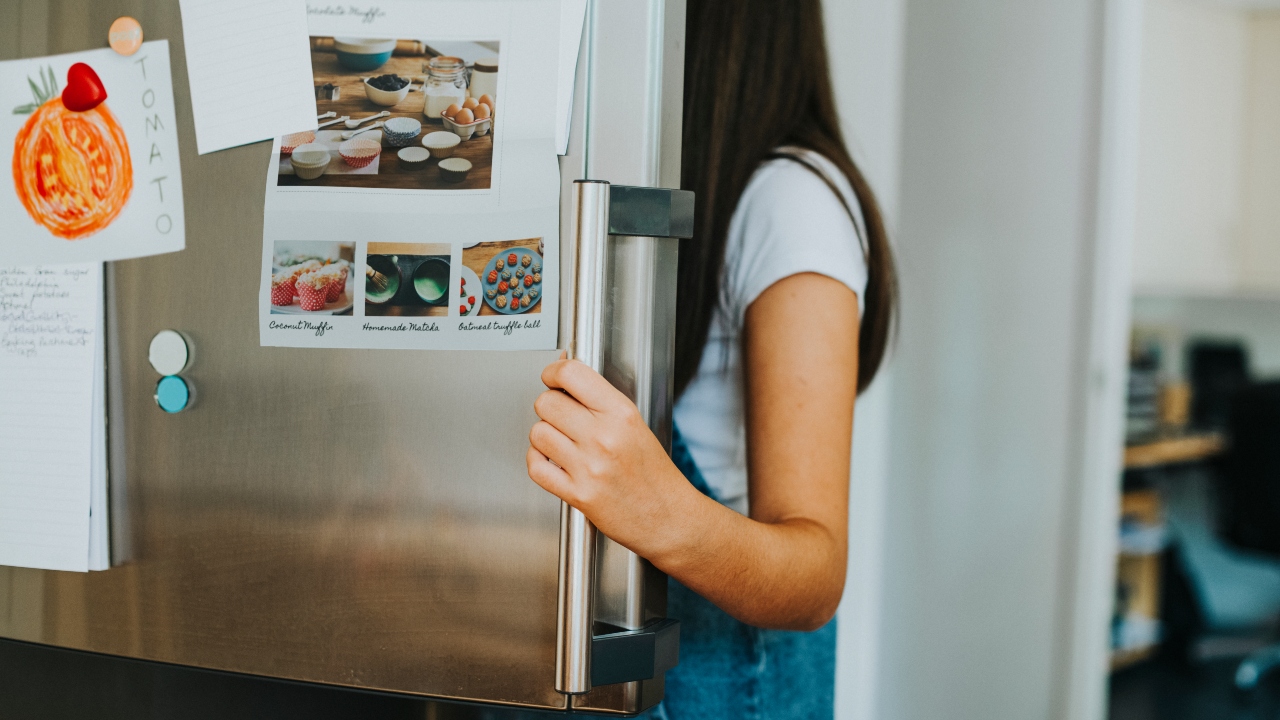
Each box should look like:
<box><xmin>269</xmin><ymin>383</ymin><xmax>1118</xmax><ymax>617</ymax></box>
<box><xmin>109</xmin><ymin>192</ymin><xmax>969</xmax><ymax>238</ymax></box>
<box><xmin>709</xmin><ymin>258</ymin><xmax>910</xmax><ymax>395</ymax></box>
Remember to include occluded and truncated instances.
<box><xmin>676</xmin><ymin>0</ymin><xmax>897</xmax><ymax>397</ymax></box>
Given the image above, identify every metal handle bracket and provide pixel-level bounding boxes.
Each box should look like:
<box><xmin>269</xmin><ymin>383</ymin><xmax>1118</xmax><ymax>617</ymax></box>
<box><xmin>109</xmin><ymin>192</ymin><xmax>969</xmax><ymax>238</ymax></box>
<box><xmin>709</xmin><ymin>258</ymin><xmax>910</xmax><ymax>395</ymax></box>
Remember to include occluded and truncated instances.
<box><xmin>607</xmin><ymin>186</ymin><xmax>695</xmax><ymax>239</ymax></box>
<box><xmin>591</xmin><ymin>618</ymin><xmax>680</xmax><ymax>688</ymax></box>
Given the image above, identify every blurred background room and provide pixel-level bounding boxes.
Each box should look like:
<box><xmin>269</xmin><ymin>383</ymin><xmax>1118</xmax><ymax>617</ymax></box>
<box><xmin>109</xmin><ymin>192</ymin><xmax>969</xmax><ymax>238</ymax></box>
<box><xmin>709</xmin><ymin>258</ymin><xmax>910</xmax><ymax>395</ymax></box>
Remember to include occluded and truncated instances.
<box><xmin>823</xmin><ymin>0</ymin><xmax>1280</xmax><ymax>718</ymax></box>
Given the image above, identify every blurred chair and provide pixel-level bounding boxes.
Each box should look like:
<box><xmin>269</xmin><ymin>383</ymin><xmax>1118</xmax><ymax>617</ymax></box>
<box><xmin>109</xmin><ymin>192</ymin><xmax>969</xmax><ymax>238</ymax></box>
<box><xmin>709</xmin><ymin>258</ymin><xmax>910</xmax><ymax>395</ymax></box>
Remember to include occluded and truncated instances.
<box><xmin>1215</xmin><ymin>381</ymin><xmax>1280</xmax><ymax>689</ymax></box>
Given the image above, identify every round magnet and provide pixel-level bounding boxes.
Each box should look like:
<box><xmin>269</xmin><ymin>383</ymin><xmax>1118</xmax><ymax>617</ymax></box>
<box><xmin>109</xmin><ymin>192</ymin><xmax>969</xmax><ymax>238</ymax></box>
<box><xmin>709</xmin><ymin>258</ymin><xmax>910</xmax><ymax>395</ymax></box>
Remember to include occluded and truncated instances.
<box><xmin>148</xmin><ymin>330</ymin><xmax>190</xmax><ymax>376</ymax></box>
<box><xmin>109</xmin><ymin>17</ymin><xmax>143</xmax><ymax>56</ymax></box>
<box><xmin>155</xmin><ymin>375</ymin><xmax>190</xmax><ymax>414</ymax></box>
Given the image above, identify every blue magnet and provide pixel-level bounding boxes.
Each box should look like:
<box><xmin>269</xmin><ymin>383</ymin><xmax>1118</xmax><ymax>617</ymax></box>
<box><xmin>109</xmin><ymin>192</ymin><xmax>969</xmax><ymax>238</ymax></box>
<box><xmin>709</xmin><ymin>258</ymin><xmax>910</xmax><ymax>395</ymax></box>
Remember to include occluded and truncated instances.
<box><xmin>155</xmin><ymin>375</ymin><xmax>190</xmax><ymax>413</ymax></box>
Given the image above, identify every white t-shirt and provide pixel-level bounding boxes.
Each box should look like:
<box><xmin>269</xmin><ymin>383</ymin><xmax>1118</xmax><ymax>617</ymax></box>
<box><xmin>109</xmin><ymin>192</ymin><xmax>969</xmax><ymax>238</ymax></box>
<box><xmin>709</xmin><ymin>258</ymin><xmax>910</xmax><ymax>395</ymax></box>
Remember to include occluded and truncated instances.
<box><xmin>671</xmin><ymin>148</ymin><xmax>869</xmax><ymax>515</ymax></box>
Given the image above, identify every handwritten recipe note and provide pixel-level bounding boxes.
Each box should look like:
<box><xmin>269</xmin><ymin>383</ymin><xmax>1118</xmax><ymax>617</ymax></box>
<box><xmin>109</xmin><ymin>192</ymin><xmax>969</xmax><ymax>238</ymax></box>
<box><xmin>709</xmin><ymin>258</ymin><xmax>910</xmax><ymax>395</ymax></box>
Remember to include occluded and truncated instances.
<box><xmin>0</xmin><ymin>265</ymin><xmax>101</xmax><ymax>572</ymax></box>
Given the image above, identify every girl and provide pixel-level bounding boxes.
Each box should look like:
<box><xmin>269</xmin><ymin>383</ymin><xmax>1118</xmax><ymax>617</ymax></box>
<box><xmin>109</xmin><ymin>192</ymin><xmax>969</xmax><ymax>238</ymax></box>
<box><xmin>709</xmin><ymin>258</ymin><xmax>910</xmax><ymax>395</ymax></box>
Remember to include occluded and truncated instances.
<box><xmin>527</xmin><ymin>0</ymin><xmax>896</xmax><ymax>716</ymax></box>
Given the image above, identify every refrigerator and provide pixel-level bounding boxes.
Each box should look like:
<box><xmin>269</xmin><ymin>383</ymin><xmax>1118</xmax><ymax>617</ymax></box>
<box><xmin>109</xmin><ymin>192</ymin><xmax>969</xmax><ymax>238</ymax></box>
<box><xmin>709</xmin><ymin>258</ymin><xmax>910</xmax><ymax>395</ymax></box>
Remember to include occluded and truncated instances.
<box><xmin>0</xmin><ymin>0</ymin><xmax>689</xmax><ymax>714</ymax></box>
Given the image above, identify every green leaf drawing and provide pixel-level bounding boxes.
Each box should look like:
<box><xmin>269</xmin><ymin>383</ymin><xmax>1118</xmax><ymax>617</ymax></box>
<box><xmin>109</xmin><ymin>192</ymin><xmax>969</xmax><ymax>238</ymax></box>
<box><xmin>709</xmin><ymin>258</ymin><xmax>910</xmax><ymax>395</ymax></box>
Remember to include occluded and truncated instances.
<box><xmin>13</xmin><ymin>64</ymin><xmax>58</xmax><ymax>115</ymax></box>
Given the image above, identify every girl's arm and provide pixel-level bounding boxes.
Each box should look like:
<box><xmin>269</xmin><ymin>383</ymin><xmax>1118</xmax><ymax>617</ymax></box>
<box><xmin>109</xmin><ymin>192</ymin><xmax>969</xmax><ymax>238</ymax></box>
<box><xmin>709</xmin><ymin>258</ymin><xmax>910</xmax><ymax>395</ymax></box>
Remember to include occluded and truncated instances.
<box><xmin>527</xmin><ymin>272</ymin><xmax>859</xmax><ymax>631</ymax></box>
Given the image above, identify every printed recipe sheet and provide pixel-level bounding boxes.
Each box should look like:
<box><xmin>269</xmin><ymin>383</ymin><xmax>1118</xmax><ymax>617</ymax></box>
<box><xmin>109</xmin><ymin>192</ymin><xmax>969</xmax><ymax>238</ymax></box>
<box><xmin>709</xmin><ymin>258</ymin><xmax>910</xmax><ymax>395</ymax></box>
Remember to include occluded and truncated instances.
<box><xmin>259</xmin><ymin>0</ymin><xmax>561</xmax><ymax>351</ymax></box>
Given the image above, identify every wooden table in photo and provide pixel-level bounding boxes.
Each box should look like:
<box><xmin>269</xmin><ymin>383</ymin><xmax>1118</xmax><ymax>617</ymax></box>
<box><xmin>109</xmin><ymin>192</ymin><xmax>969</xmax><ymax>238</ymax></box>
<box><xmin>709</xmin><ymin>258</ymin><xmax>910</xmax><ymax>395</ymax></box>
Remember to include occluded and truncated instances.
<box><xmin>462</xmin><ymin>239</ymin><xmax>543</xmax><ymax>316</ymax></box>
<box><xmin>278</xmin><ymin>49</ymin><xmax>493</xmax><ymax>191</ymax></box>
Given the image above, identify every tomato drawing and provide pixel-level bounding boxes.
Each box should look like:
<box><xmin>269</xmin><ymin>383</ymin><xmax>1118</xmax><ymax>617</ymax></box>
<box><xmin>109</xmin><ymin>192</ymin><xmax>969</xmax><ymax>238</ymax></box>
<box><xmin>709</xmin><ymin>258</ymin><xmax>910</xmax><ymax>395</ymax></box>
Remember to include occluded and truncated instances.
<box><xmin>11</xmin><ymin>63</ymin><xmax>133</xmax><ymax>241</ymax></box>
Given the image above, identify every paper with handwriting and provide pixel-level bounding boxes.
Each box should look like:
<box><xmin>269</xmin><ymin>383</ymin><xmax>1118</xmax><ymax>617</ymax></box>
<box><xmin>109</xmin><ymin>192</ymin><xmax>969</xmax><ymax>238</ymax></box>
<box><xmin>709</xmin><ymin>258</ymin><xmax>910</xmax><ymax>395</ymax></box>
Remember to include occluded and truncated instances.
<box><xmin>0</xmin><ymin>265</ymin><xmax>101</xmax><ymax>572</ymax></box>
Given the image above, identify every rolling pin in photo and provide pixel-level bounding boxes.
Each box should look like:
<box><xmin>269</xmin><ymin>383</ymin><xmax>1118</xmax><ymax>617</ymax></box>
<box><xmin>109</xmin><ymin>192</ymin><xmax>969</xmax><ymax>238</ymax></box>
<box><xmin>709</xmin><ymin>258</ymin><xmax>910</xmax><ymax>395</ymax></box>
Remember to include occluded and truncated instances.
<box><xmin>310</xmin><ymin>37</ymin><xmax>427</xmax><ymax>55</ymax></box>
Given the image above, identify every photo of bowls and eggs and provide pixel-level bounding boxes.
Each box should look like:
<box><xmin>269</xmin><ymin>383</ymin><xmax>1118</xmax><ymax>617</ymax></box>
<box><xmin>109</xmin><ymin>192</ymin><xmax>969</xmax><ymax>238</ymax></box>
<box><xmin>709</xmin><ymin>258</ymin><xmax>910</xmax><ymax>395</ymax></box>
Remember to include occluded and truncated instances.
<box><xmin>270</xmin><ymin>242</ymin><xmax>356</xmax><ymax>315</ymax></box>
<box><xmin>277</xmin><ymin>37</ymin><xmax>499</xmax><ymax>191</ymax></box>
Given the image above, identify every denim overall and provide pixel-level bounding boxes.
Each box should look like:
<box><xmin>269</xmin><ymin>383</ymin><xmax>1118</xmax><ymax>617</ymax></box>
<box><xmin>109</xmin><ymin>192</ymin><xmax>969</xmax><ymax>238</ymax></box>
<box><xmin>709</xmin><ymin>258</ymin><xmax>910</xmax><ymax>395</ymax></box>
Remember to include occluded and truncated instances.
<box><xmin>639</xmin><ymin>425</ymin><xmax>837</xmax><ymax>719</ymax></box>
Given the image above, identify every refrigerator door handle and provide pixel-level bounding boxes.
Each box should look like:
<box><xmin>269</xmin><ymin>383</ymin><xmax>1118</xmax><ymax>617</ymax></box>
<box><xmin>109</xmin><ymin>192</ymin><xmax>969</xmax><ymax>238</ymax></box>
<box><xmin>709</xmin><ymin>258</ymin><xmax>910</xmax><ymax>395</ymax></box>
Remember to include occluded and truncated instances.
<box><xmin>556</xmin><ymin>181</ymin><xmax>694</xmax><ymax>695</ymax></box>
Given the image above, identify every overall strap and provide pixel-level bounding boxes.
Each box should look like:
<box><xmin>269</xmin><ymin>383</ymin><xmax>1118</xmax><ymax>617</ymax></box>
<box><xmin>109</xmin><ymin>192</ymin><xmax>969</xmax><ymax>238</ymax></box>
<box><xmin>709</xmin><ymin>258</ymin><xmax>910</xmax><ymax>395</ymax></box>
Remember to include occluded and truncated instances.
<box><xmin>670</xmin><ymin>423</ymin><xmax>717</xmax><ymax>500</ymax></box>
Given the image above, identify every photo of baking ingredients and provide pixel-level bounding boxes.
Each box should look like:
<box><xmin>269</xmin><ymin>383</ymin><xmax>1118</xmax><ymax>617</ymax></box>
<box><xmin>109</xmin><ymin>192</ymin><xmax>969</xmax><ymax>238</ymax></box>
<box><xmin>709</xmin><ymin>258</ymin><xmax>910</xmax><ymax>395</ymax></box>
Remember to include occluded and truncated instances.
<box><xmin>461</xmin><ymin>239</ymin><xmax>544</xmax><ymax>316</ymax></box>
<box><xmin>365</xmin><ymin>242</ymin><xmax>452</xmax><ymax>316</ymax></box>
<box><xmin>270</xmin><ymin>242</ymin><xmax>355</xmax><ymax>315</ymax></box>
<box><xmin>277</xmin><ymin>37</ymin><xmax>498</xmax><ymax>191</ymax></box>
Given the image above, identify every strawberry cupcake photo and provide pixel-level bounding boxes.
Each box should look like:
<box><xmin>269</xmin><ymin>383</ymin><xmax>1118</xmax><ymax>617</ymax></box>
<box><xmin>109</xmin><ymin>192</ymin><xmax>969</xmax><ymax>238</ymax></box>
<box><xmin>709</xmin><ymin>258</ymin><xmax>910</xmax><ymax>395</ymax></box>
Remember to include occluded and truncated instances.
<box><xmin>270</xmin><ymin>242</ymin><xmax>355</xmax><ymax>315</ymax></box>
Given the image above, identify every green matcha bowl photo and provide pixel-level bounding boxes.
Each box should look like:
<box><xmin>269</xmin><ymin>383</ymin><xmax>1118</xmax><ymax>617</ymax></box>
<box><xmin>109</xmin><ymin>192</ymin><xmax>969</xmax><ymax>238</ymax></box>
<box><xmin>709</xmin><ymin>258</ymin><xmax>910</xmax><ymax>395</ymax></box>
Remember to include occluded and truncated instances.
<box><xmin>364</xmin><ymin>244</ymin><xmax>451</xmax><ymax>317</ymax></box>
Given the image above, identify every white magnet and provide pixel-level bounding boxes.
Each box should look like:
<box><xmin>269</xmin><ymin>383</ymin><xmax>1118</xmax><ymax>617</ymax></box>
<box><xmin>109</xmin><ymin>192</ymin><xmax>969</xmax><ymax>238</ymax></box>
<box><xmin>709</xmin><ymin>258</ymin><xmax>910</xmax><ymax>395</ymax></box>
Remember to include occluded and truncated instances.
<box><xmin>148</xmin><ymin>330</ymin><xmax>190</xmax><ymax>376</ymax></box>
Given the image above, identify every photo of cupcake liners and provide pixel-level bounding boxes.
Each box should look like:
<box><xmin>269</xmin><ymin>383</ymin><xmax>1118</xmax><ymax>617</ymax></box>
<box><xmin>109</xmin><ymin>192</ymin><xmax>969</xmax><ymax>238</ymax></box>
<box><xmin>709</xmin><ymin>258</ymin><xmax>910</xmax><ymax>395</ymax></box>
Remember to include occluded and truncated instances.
<box><xmin>281</xmin><ymin>131</ymin><xmax>317</xmax><ymax>155</ymax></box>
<box><xmin>324</xmin><ymin>271</ymin><xmax>347</xmax><ymax>302</ymax></box>
<box><xmin>382</xmin><ymin>116</ymin><xmax>422</xmax><ymax>147</ymax></box>
<box><xmin>397</xmin><ymin>146</ymin><xmax>431</xmax><ymax>171</ymax></box>
<box><xmin>296</xmin><ymin>271</ymin><xmax>333</xmax><ymax>311</ymax></box>
<box><xmin>339</xmin><ymin>137</ymin><xmax>381</xmax><ymax>168</ymax></box>
<box><xmin>290</xmin><ymin>143</ymin><xmax>332</xmax><ymax>179</ymax></box>
<box><xmin>438</xmin><ymin>157</ymin><xmax>472</xmax><ymax>183</ymax></box>
<box><xmin>271</xmin><ymin>274</ymin><xmax>296</xmax><ymax>306</ymax></box>
<box><xmin>421</xmin><ymin>131</ymin><xmax>461</xmax><ymax>159</ymax></box>
<box><xmin>282</xmin><ymin>260</ymin><xmax>315</xmax><ymax>298</ymax></box>
<box><xmin>271</xmin><ymin>243</ymin><xmax>355</xmax><ymax>316</ymax></box>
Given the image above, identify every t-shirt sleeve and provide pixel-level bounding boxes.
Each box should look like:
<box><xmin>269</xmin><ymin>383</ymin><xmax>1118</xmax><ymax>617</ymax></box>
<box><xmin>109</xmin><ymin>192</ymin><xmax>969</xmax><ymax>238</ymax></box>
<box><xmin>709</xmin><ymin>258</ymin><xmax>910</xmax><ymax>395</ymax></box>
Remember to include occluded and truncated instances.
<box><xmin>722</xmin><ymin>159</ymin><xmax>869</xmax><ymax>327</ymax></box>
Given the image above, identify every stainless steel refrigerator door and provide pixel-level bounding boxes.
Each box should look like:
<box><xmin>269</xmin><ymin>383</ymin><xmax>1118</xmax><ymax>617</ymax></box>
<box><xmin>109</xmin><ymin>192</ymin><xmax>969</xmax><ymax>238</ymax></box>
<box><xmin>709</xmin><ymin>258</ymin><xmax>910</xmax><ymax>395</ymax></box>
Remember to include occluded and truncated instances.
<box><xmin>0</xmin><ymin>0</ymin><xmax>685</xmax><ymax>713</ymax></box>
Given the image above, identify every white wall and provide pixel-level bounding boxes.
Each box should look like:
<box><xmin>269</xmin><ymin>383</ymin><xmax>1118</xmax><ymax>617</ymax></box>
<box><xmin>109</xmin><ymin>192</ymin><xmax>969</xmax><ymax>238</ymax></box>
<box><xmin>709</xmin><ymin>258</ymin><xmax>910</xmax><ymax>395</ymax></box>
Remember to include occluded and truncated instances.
<box><xmin>1241</xmin><ymin>13</ymin><xmax>1280</xmax><ymax>291</ymax></box>
<box><xmin>1131</xmin><ymin>1</ymin><xmax>1280</xmax><ymax>296</ymax></box>
<box><xmin>1131</xmin><ymin>0</ymin><xmax>1249</xmax><ymax>295</ymax></box>
<box><xmin>876</xmin><ymin>0</ymin><xmax>1126</xmax><ymax>717</ymax></box>
<box><xmin>823</xmin><ymin>0</ymin><xmax>907</xmax><ymax>718</ymax></box>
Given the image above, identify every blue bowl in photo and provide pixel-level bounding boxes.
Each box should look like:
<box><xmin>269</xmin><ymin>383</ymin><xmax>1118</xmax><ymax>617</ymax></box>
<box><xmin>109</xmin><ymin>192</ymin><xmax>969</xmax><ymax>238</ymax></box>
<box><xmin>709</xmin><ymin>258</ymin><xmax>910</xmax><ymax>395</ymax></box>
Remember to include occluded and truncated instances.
<box><xmin>333</xmin><ymin>37</ymin><xmax>396</xmax><ymax>71</ymax></box>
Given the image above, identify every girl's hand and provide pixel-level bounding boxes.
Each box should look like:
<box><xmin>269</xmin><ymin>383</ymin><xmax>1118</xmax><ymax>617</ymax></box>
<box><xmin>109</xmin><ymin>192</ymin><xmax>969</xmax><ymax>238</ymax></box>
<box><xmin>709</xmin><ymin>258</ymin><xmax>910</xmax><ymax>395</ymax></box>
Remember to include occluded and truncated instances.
<box><xmin>528</xmin><ymin>274</ymin><xmax>858</xmax><ymax>631</ymax></box>
<box><xmin>527</xmin><ymin>356</ymin><xmax>702</xmax><ymax>559</ymax></box>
